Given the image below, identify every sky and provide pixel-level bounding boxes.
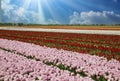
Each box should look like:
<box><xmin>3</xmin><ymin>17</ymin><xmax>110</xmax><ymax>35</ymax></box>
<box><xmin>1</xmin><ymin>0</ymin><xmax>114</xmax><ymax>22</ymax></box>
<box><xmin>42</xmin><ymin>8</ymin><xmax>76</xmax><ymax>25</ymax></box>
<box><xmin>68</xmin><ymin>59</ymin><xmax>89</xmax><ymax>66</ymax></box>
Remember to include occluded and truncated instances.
<box><xmin>1</xmin><ymin>0</ymin><xmax>120</xmax><ymax>24</ymax></box>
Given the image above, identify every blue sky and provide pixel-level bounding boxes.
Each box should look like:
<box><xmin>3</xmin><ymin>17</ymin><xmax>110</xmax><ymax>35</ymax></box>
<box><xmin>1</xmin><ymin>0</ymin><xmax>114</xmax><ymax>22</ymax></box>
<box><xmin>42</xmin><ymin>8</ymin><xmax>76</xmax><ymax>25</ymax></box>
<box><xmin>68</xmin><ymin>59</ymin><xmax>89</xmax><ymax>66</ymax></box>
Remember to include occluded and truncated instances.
<box><xmin>1</xmin><ymin>0</ymin><xmax>120</xmax><ymax>24</ymax></box>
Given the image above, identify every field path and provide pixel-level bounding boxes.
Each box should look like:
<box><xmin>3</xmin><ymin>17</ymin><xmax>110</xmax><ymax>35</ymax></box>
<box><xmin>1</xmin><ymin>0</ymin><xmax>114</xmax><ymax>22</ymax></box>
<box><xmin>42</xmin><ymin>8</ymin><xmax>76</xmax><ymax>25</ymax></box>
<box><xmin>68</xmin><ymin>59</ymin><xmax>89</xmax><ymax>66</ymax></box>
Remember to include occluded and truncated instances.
<box><xmin>0</xmin><ymin>27</ymin><xmax>120</xmax><ymax>35</ymax></box>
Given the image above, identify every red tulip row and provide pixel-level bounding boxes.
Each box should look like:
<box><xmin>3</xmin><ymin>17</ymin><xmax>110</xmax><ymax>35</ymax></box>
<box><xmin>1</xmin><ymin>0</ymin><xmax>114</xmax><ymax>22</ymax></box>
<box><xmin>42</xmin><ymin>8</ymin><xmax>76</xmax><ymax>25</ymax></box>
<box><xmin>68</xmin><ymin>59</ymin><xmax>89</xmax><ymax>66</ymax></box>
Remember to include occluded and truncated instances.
<box><xmin>0</xmin><ymin>30</ymin><xmax>120</xmax><ymax>61</ymax></box>
<box><xmin>1</xmin><ymin>30</ymin><xmax>120</xmax><ymax>48</ymax></box>
<box><xmin>1</xmin><ymin>31</ymin><xmax>119</xmax><ymax>48</ymax></box>
<box><xmin>0</xmin><ymin>33</ymin><xmax>119</xmax><ymax>52</ymax></box>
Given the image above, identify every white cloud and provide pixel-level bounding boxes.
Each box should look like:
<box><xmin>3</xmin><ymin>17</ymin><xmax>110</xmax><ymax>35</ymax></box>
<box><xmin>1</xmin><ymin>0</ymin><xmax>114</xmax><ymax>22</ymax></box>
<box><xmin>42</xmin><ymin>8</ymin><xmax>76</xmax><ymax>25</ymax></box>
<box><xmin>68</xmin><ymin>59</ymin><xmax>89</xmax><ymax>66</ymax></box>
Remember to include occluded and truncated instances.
<box><xmin>2</xmin><ymin>0</ymin><xmax>15</xmax><ymax>20</ymax></box>
<box><xmin>14</xmin><ymin>7</ymin><xmax>25</xmax><ymax>17</ymax></box>
<box><xmin>1</xmin><ymin>0</ymin><xmax>27</xmax><ymax>23</ymax></box>
<box><xmin>2</xmin><ymin>0</ymin><xmax>119</xmax><ymax>25</ymax></box>
<box><xmin>70</xmin><ymin>11</ymin><xmax>120</xmax><ymax>24</ymax></box>
<box><xmin>1</xmin><ymin>0</ymin><xmax>59</xmax><ymax>24</ymax></box>
<box><xmin>1</xmin><ymin>0</ymin><xmax>60</xmax><ymax>24</ymax></box>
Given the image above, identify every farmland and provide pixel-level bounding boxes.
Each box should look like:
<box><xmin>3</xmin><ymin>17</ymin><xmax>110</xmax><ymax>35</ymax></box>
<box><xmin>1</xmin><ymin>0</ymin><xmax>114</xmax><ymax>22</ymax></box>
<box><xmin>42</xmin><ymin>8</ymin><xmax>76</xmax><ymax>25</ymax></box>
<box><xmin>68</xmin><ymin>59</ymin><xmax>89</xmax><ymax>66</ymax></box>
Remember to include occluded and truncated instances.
<box><xmin>22</xmin><ymin>25</ymin><xmax>120</xmax><ymax>30</ymax></box>
<box><xmin>0</xmin><ymin>29</ymin><xmax>120</xmax><ymax>81</ymax></box>
<box><xmin>1</xmin><ymin>25</ymin><xmax>120</xmax><ymax>30</ymax></box>
<box><xmin>0</xmin><ymin>30</ymin><xmax>120</xmax><ymax>60</ymax></box>
<box><xmin>1</xmin><ymin>0</ymin><xmax>120</xmax><ymax>80</ymax></box>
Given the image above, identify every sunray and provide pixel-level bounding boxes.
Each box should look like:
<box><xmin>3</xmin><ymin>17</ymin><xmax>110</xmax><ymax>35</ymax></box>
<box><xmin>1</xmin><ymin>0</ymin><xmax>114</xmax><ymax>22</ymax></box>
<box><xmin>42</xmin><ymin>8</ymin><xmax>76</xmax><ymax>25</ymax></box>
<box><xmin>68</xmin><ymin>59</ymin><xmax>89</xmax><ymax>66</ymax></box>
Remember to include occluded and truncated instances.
<box><xmin>42</xmin><ymin>0</ymin><xmax>69</xmax><ymax>22</ymax></box>
<box><xmin>22</xmin><ymin>0</ymin><xmax>31</xmax><ymax>9</ymax></box>
<box><xmin>21</xmin><ymin>0</ymin><xmax>45</xmax><ymax>24</ymax></box>
<box><xmin>43</xmin><ymin>0</ymin><xmax>57</xmax><ymax>19</ymax></box>
<box><xmin>36</xmin><ymin>0</ymin><xmax>45</xmax><ymax>24</ymax></box>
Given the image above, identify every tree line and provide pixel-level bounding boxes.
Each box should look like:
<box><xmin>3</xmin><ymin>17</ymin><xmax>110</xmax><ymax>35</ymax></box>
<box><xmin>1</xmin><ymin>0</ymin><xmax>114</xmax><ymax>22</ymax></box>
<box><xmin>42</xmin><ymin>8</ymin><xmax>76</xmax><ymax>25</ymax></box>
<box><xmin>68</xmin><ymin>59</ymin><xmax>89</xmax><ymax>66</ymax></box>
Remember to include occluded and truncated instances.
<box><xmin>0</xmin><ymin>23</ymin><xmax>120</xmax><ymax>26</ymax></box>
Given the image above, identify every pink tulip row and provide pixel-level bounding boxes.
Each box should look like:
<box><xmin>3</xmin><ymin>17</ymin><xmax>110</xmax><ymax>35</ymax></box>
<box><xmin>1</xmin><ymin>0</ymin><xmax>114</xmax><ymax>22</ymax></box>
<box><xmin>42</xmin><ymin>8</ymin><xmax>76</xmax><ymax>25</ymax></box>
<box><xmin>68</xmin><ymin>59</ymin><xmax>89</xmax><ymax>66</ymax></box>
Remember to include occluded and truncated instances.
<box><xmin>0</xmin><ymin>38</ymin><xmax>120</xmax><ymax>81</ymax></box>
<box><xmin>0</xmin><ymin>49</ymin><xmax>94</xmax><ymax>81</ymax></box>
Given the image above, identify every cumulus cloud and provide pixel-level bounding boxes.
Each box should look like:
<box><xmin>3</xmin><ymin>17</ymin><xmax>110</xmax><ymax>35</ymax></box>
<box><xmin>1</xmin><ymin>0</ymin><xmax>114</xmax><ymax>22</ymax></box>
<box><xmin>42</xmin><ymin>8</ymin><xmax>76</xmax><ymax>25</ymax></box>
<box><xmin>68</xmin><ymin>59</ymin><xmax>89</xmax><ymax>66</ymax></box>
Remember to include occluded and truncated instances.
<box><xmin>2</xmin><ymin>0</ymin><xmax>119</xmax><ymax>25</ymax></box>
<box><xmin>1</xmin><ymin>0</ymin><xmax>59</xmax><ymax>24</ymax></box>
<box><xmin>70</xmin><ymin>11</ymin><xmax>120</xmax><ymax>24</ymax></box>
<box><xmin>2</xmin><ymin>0</ymin><xmax>15</xmax><ymax>20</ymax></box>
<box><xmin>1</xmin><ymin>0</ymin><xmax>29</xmax><ymax>23</ymax></box>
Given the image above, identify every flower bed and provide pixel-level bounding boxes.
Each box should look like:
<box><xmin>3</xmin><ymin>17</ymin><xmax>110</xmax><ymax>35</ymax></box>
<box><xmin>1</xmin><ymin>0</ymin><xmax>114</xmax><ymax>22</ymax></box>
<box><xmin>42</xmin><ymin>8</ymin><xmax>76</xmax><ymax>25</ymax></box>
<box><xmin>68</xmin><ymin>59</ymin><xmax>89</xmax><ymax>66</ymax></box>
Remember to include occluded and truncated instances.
<box><xmin>0</xmin><ymin>50</ymin><xmax>93</xmax><ymax>81</ymax></box>
<box><xmin>0</xmin><ymin>30</ymin><xmax>120</xmax><ymax>61</ymax></box>
<box><xmin>0</xmin><ymin>39</ymin><xmax>120</xmax><ymax>81</ymax></box>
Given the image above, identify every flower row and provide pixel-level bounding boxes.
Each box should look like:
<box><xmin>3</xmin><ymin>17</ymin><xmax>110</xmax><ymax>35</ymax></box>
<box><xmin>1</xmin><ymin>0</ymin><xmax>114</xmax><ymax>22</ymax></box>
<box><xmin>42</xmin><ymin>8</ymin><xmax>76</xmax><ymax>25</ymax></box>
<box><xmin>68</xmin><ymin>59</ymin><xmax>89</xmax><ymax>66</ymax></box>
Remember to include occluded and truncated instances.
<box><xmin>0</xmin><ymin>30</ymin><xmax>119</xmax><ymax>60</ymax></box>
<box><xmin>0</xmin><ymin>39</ymin><xmax>120</xmax><ymax>81</ymax></box>
<box><xmin>0</xmin><ymin>49</ymin><xmax>93</xmax><ymax>81</ymax></box>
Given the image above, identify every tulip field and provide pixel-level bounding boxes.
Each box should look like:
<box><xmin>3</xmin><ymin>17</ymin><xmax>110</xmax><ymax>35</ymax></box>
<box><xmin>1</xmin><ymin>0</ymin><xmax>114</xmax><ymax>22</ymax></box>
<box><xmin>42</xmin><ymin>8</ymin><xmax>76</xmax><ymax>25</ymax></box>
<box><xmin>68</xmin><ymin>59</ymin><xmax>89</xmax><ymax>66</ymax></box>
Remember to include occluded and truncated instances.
<box><xmin>0</xmin><ymin>30</ymin><xmax>120</xmax><ymax>81</ymax></box>
<box><xmin>0</xmin><ymin>30</ymin><xmax>120</xmax><ymax>60</ymax></box>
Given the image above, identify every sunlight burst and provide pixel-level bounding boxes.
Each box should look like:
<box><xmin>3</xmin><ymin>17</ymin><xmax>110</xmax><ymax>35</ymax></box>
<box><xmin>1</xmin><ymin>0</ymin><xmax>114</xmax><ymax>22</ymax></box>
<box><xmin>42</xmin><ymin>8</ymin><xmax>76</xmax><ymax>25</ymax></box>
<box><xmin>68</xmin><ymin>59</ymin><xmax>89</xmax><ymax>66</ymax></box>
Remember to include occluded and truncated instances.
<box><xmin>22</xmin><ymin>0</ymin><xmax>45</xmax><ymax>24</ymax></box>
